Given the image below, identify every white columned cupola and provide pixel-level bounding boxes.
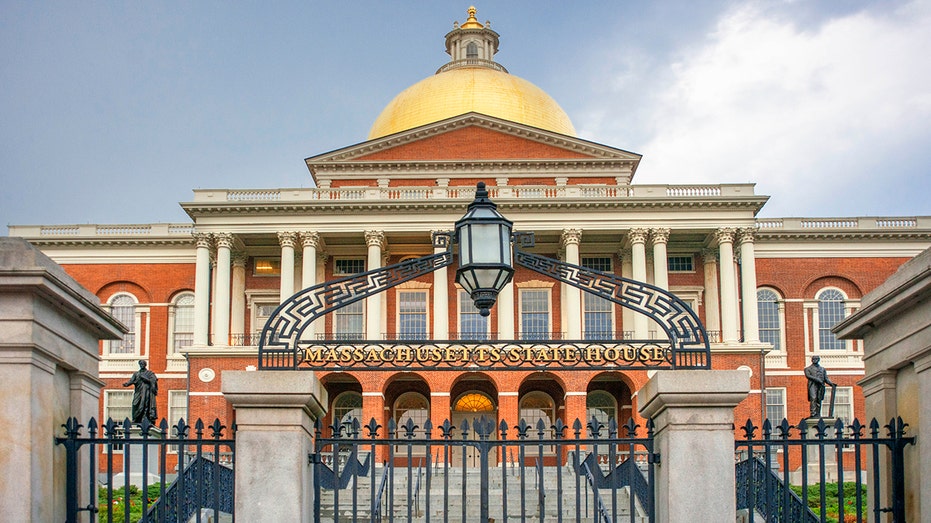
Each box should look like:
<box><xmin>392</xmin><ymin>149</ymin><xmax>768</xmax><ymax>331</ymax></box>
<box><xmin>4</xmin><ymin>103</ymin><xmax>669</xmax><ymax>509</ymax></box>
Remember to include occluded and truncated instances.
<box><xmin>440</xmin><ymin>6</ymin><xmax>506</xmax><ymax>73</ymax></box>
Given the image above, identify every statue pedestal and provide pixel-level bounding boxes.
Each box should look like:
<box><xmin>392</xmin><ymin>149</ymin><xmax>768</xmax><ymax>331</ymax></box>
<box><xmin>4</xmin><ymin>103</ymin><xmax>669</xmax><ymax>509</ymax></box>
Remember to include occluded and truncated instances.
<box><xmin>113</xmin><ymin>425</ymin><xmax>162</xmax><ymax>488</ymax></box>
<box><xmin>790</xmin><ymin>417</ymin><xmax>840</xmax><ymax>485</ymax></box>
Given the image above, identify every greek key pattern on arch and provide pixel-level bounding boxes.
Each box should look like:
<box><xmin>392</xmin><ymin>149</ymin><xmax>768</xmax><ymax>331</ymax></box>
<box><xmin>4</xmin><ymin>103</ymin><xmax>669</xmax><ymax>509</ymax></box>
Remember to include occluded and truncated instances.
<box><xmin>259</xmin><ymin>251</ymin><xmax>454</xmax><ymax>368</ymax></box>
<box><xmin>514</xmin><ymin>247</ymin><xmax>710</xmax><ymax>366</ymax></box>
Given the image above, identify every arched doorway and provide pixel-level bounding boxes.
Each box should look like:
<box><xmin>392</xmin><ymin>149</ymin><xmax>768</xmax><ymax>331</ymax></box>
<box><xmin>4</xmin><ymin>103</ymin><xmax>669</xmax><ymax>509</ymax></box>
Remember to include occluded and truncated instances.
<box><xmin>450</xmin><ymin>374</ymin><xmax>498</xmax><ymax>467</ymax></box>
<box><xmin>586</xmin><ymin>372</ymin><xmax>634</xmax><ymax>434</ymax></box>
<box><xmin>320</xmin><ymin>373</ymin><xmax>363</xmax><ymax>434</ymax></box>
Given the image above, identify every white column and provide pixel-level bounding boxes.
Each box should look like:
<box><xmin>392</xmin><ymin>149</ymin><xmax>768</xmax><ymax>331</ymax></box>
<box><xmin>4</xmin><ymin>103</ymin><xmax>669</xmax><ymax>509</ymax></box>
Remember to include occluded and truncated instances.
<box><xmin>739</xmin><ymin>228</ymin><xmax>760</xmax><ymax>343</ymax></box>
<box><xmin>432</xmin><ymin>230</ymin><xmax>449</xmax><ymax>339</ymax></box>
<box><xmin>231</xmin><ymin>252</ymin><xmax>246</xmax><ymax>343</ymax></box>
<box><xmin>193</xmin><ymin>233</ymin><xmax>212</xmax><ymax>346</ymax></box>
<box><xmin>716</xmin><ymin>228</ymin><xmax>740</xmax><ymax>343</ymax></box>
<box><xmin>629</xmin><ymin>228</ymin><xmax>649</xmax><ymax>338</ymax></box>
<box><xmin>562</xmin><ymin>229</ymin><xmax>582</xmax><ymax>339</ymax></box>
<box><xmin>651</xmin><ymin>228</ymin><xmax>670</xmax><ymax>290</ymax></box>
<box><xmin>619</xmin><ymin>250</ymin><xmax>634</xmax><ymax>337</ymax></box>
<box><xmin>498</xmin><ymin>281</ymin><xmax>515</xmax><ymax>339</ymax></box>
<box><xmin>702</xmin><ymin>249</ymin><xmax>721</xmax><ymax>340</ymax></box>
<box><xmin>301</xmin><ymin>232</ymin><xmax>320</xmax><ymax>339</ymax></box>
<box><xmin>278</xmin><ymin>232</ymin><xmax>297</xmax><ymax>303</ymax></box>
<box><xmin>365</xmin><ymin>231</ymin><xmax>385</xmax><ymax>340</ymax></box>
<box><xmin>213</xmin><ymin>233</ymin><xmax>233</xmax><ymax>346</ymax></box>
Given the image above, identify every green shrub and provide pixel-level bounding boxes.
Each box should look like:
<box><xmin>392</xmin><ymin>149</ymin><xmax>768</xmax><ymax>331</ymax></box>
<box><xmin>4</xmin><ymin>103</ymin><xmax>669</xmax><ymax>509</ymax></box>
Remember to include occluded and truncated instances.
<box><xmin>788</xmin><ymin>482</ymin><xmax>866</xmax><ymax>523</ymax></box>
<box><xmin>97</xmin><ymin>484</ymin><xmax>162</xmax><ymax>523</ymax></box>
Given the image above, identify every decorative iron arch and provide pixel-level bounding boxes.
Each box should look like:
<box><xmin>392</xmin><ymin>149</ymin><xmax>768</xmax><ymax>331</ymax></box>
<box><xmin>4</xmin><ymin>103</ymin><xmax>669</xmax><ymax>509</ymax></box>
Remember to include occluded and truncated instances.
<box><xmin>258</xmin><ymin>233</ymin><xmax>711</xmax><ymax>370</ymax></box>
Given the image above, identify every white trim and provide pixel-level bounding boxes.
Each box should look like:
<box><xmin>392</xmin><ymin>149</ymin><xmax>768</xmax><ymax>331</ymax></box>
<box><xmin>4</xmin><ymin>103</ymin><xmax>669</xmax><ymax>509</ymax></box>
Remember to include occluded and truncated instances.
<box><xmin>565</xmin><ymin>391</ymin><xmax>587</xmax><ymax>396</ymax></box>
<box><xmin>499</xmin><ymin>392</ymin><xmax>519</xmax><ymax>397</ymax></box>
<box><xmin>189</xmin><ymin>391</ymin><xmax>225</xmax><ymax>397</ymax></box>
<box><xmin>430</xmin><ymin>392</ymin><xmax>451</xmax><ymax>397</ymax></box>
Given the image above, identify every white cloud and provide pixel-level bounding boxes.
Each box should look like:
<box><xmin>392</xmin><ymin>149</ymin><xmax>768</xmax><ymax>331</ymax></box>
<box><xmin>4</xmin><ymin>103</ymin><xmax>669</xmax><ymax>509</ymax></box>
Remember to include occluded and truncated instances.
<box><xmin>596</xmin><ymin>1</ymin><xmax>931</xmax><ymax>216</ymax></box>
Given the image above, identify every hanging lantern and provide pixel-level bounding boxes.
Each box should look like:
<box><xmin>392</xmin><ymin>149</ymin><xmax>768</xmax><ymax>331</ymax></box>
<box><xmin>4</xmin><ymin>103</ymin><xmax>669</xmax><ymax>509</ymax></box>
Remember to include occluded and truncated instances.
<box><xmin>455</xmin><ymin>182</ymin><xmax>514</xmax><ymax>316</ymax></box>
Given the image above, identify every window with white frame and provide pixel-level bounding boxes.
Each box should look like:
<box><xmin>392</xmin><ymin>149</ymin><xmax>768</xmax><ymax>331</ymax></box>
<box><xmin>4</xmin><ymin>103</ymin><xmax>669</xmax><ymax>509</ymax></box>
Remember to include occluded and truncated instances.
<box><xmin>107</xmin><ymin>293</ymin><xmax>137</xmax><ymax>355</ymax></box>
<box><xmin>757</xmin><ymin>289</ymin><xmax>782</xmax><ymax>351</ymax></box>
<box><xmin>817</xmin><ymin>289</ymin><xmax>846</xmax><ymax>350</ymax></box>
<box><xmin>334</xmin><ymin>258</ymin><xmax>366</xmax><ymax>276</ymax></box>
<box><xmin>394</xmin><ymin>392</ymin><xmax>429</xmax><ymax>438</ymax></box>
<box><xmin>334</xmin><ymin>301</ymin><xmax>364</xmax><ymax>340</ymax></box>
<box><xmin>520</xmin><ymin>289</ymin><xmax>550</xmax><ymax>340</ymax></box>
<box><xmin>458</xmin><ymin>290</ymin><xmax>488</xmax><ymax>340</ymax></box>
<box><xmin>582</xmin><ymin>257</ymin><xmax>613</xmax><ymax>339</ymax></box>
<box><xmin>586</xmin><ymin>391</ymin><xmax>617</xmax><ymax>428</ymax></box>
<box><xmin>170</xmin><ymin>293</ymin><xmax>195</xmax><ymax>354</ymax></box>
<box><xmin>168</xmin><ymin>390</ymin><xmax>188</xmax><ymax>452</ymax></box>
<box><xmin>253</xmin><ymin>301</ymin><xmax>279</xmax><ymax>339</ymax></box>
<box><xmin>333</xmin><ymin>392</ymin><xmax>363</xmax><ymax>428</ymax></box>
<box><xmin>765</xmin><ymin>388</ymin><xmax>786</xmax><ymax>423</ymax></box>
<box><xmin>398</xmin><ymin>290</ymin><xmax>428</xmax><ymax>340</ymax></box>
<box><xmin>667</xmin><ymin>255</ymin><xmax>694</xmax><ymax>272</ymax></box>
<box><xmin>520</xmin><ymin>391</ymin><xmax>555</xmax><ymax>437</ymax></box>
<box><xmin>105</xmin><ymin>390</ymin><xmax>133</xmax><ymax>423</ymax></box>
<box><xmin>821</xmin><ymin>386</ymin><xmax>853</xmax><ymax>423</ymax></box>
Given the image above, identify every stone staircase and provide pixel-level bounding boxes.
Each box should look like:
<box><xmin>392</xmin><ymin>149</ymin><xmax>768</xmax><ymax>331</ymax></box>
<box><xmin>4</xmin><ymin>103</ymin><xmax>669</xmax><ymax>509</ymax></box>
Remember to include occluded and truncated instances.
<box><xmin>319</xmin><ymin>465</ymin><xmax>649</xmax><ymax>522</ymax></box>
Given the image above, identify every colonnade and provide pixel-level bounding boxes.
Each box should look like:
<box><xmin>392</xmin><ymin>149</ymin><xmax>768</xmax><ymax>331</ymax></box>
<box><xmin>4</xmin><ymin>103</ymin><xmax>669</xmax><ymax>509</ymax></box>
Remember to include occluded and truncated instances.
<box><xmin>191</xmin><ymin>226</ymin><xmax>759</xmax><ymax>346</ymax></box>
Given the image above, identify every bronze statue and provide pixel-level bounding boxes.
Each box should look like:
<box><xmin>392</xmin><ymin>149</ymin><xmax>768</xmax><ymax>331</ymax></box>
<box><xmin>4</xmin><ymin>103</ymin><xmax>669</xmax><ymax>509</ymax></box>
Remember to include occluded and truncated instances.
<box><xmin>123</xmin><ymin>360</ymin><xmax>158</xmax><ymax>423</ymax></box>
<box><xmin>804</xmin><ymin>356</ymin><xmax>835</xmax><ymax>418</ymax></box>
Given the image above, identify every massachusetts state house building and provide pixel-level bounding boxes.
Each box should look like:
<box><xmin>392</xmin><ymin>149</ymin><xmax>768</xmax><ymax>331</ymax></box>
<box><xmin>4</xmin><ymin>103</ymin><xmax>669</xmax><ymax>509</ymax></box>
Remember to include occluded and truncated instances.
<box><xmin>11</xmin><ymin>8</ymin><xmax>931</xmax><ymax>440</ymax></box>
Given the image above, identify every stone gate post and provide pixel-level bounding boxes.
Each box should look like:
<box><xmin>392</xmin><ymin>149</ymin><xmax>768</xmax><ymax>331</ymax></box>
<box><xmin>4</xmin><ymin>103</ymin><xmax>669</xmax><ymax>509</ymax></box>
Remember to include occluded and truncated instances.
<box><xmin>222</xmin><ymin>370</ymin><xmax>327</xmax><ymax>523</ymax></box>
<box><xmin>638</xmin><ymin>370</ymin><xmax>749</xmax><ymax>523</ymax></box>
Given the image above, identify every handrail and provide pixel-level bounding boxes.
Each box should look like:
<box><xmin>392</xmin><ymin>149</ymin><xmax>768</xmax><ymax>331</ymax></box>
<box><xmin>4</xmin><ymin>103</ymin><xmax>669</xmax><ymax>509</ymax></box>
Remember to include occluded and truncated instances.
<box><xmin>371</xmin><ymin>462</ymin><xmax>391</xmax><ymax>523</ymax></box>
<box><xmin>581</xmin><ymin>462</ymin><xmax>612</xmax><ymax>523</ymax></box>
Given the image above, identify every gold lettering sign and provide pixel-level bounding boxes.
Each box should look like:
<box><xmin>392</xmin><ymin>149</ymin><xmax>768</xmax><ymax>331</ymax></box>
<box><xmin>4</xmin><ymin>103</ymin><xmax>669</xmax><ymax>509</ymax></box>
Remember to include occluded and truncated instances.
<box><xmin>299</xmin><ymin>343</ymin><xmax>670</xmax><ymax>369</ymax></box>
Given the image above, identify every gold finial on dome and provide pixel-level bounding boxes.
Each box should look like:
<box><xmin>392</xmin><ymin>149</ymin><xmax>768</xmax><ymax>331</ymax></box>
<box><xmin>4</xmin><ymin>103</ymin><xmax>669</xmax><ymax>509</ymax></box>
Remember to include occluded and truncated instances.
<box><xmin>460</xmin><ymin>6</ymin><xmax>484</xmax><ymax>29</ymax></box>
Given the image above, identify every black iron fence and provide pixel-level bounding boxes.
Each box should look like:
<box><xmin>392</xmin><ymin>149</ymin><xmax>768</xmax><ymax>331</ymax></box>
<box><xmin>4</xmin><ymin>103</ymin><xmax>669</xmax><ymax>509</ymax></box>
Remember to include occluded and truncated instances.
<box><xmin>311</xmin><ymin>416</ymin><xmax>656</xmax><ymax>523</ymax></box>
<box><xmin>735</xmin><ymin>417</ymin><xmax>914</xmax><ymax>523</ymax></box>
<box><xmin>56</xmin><ymin>417</ymin><xmax>235</xmax><ymax>523</ymax></box>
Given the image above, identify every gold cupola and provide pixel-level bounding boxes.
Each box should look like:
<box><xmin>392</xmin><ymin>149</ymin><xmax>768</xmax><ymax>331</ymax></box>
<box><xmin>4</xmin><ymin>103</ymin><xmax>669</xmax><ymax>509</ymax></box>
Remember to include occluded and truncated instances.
<box><xmin>368</xmin><ymin>7</ymin><xmax>576</xmax><ymax>139</ymax></box>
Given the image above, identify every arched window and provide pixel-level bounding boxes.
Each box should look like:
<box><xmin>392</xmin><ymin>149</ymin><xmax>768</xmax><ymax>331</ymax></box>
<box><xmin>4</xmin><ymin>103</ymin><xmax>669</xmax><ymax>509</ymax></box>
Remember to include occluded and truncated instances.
<box><xmin>170</xmin><ymin>292</ymin><xmax>195</xmax><ymax>354</ymax></box>
<box><xmin>817</xmin><ymin>289</ymin><xmax>846</xmax><ymax>350</ymax></box>
<box><xmin>108</xmin><ymin>293</ymin><xmax>137</xmax><ymax>355</ymax></box>
<box><xmin>519</xmin><ymin>391</ymin><xmax>555</xmax><ymax>434</ymax></box>
<box><xmin>586</xmin><ymin>391</ymin><xmax>617</xmax><ymax>428</ymax></box>
<box><xmin>394</xmin><ymin>392</ymin><xmax>429</xmax><ymax>438</ymax></box>
<box><xmin>333</xmin><ymin>392</ymin><xmax>363</xmax><ymax>428</ymax></box>
<box><xmin>757</xmin><ymin>289</ymin><xmax>781</xmax><ymax>351</ymax></box>
<box><xmin>466</xmin><ymin>41</ymin><xmax>478</xmax><ymax>58</ymax></box>
<box><xmin>454</xmin><ymin>392</ymin><xmax>494</xmax><ymax>413</ymax></box>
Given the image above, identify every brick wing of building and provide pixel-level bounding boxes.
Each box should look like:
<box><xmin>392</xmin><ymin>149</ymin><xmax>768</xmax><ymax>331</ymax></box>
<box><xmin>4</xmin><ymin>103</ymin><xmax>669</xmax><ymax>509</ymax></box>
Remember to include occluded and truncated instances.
<box><xmin>10</xmin><ymin>7</ymin><xmax>931</xmax><ymax>448</ymax></box>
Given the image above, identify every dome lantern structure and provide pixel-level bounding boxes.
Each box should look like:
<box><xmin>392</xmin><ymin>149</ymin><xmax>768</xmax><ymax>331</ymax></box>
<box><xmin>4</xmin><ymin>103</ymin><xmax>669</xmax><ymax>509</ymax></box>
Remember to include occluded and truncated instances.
<box><xmin>368</xmin><ymin>7</ymin><xmax>576</xmax><ymax>140</ymax></box>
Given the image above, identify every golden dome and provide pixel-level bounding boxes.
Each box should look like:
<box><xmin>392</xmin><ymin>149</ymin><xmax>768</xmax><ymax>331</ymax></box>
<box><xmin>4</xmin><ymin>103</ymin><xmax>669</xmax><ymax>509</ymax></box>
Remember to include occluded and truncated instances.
<box><xmin>368</xmin><ymin>66</ymin><xmax>577</xmax><ymax>139</ymax></box>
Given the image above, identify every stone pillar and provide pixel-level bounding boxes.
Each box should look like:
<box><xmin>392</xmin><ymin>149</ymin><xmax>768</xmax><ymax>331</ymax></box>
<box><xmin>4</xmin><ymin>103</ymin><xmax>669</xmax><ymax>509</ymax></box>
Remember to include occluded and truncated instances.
<box><xmin>739</xmin><ymin>229</ymin><xmax>760</xmax><ymax>343</ymax></box>
<box><xmin>564</xmin><ymin>391</ymin><xmax>587</xmax><ymax>429</ymax></box>
<box><xmin>432</xmin><ymin>231</ymin><xmax>450</xmax><ymax>339</ymax></box>
<box><xmin>562</xmin><ymin>229</ymin><xmax>582</xmax><ymax>339</ymax></box>
<box><xmin>0</xmin><ymin>238</ymin><xmax>123</xmax><ymax>522</ymax></box>
<box><xmin>230</xmin><ymin>252</ymin><xmax>246</xmax><ymax>342</ymax></box>
<box><xmin>278</xmin><ymin>232</ymin><xmax>298</xmax><ymax>303</ymax></box>
<box><xmin>701</xmin><ymin>249</ymin><xmax>721</xmax><ymax>340</ymax></box>
<box><xmin>193</xmin><ymin>233</ymin><xmax>212</xmax><ymax>346</ymax></box>
<box><xmin>651</xmin><ymin>228</ymin><xmax>670</xmax><ymax>291</ymax></box>
<box><xmin>301</xmin><ymin>232</ymin><xmax>321</xmax><ymax>339</ymax></box>
<box><xmin>629</xmin><ymin>229</ymin><xmax>649</xmax><ymax>338</ymax></box>
<box><xmin>639</xmin><ymin>370</ymin><xmax>750</xmax><ymax>523</ymax></box>
<box><xmin>365</xmin><ymin>231</ymin><xmax>386</xmax><ymax>340</ymax></box>
<box><xmin>222</xmin><ymin>371</ymin><xmax>327</xmax><ymax>523</ymax></box>
<box><xmin>213</xmin><ymin>233</ymin><xmax>233</xmax><ymax>346</ymax></box>
<box><xmin>716</xmin><ymin>228</ymin><xmax>740</xmax><ymax>343</ymax></box>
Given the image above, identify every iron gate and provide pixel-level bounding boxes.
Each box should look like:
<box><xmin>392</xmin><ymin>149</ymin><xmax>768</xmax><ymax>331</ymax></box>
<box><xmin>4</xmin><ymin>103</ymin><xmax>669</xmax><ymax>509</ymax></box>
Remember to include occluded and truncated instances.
<box><xmin>311</xmin><ymin>415</ymin><xmax>656</xmax><ymax>523</ymax></box>
<box><xmin>56</xmin><ymin>417</ymin><xmax>235</xmax><ymax>523</ymax></box>
<box><xmin>735</xmin><ymin>417</ymin><xmax>914</xmax><ymax>523</ymax></box>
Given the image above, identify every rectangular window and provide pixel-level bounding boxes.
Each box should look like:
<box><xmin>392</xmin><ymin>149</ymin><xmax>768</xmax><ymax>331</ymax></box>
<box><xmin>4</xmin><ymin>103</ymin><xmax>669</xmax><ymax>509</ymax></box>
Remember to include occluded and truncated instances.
<box><xmin>168</xmin><ymin>390</ymin><xmax>188</xmax><ymax>452</ymax></box>
<box><xmin>105</xmin><ymin>390</ymin><xmax>133</xmax><ymax>424</ymax></box>
<box><xmin>821</xmin><ymin>386</ymin><xmax>853</xmax><ymax>423</ymax></box>
<box><xmin>520</xmin><ymin>289</ymin><xmax>550</xmax><ymax>340</ymax></box>
<box><xmin>334</xmin><ymin>301</ymin><xmax>364</xmax><ymax>340</ymax></box>
<box><xmin>765</xmin><ymin>388</ymin><xmax>786</xmax><ymax>423</ymax></box>
<box><xmin>458</xmin><ymin>290</ymin><xmax>488</xmax><ymax>340</ymax></box>
<box><xmin>335</xmin><ymin>258</ymin><xmax>366</xmax><ymax>275</ymax></box>
<box><xmin>253</xmin><ymin>257</ymin><xmax>281</xmax><ymax>276</ymax></box>
<box><xmin>667</xmin><ymin>255</ymin><xmax>694</xmax><ymax>272</ymax></box>
<box><xmin>581</xmin><ymin>257</ymin><xmax>613</xmax><ymax>339</ymax></box>
<box><xmin>398</xmin><ymin>290</ymin><xmax>428</xmax><ymax>340</ymax></box>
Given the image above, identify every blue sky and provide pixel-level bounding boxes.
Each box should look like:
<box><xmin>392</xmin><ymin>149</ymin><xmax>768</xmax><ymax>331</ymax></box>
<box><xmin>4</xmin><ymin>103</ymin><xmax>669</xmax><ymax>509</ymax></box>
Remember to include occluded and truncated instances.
<box><xmin>2</xmin><ymin>1</ymin><xmax>929</xmax><ymax>232</ymax></box>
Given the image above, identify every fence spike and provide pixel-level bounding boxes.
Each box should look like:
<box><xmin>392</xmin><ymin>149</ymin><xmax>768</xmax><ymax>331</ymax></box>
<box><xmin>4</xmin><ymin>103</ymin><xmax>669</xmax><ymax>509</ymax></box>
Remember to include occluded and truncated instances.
<box><xmin>740</xmin><ymin>418</ymin><xmax>757</xmax><ymax>440</ymax></box>
<box><xmin>365</xmin><ymin>417</ymin><xmax>381</xmax><ymax>439</ymax></box>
